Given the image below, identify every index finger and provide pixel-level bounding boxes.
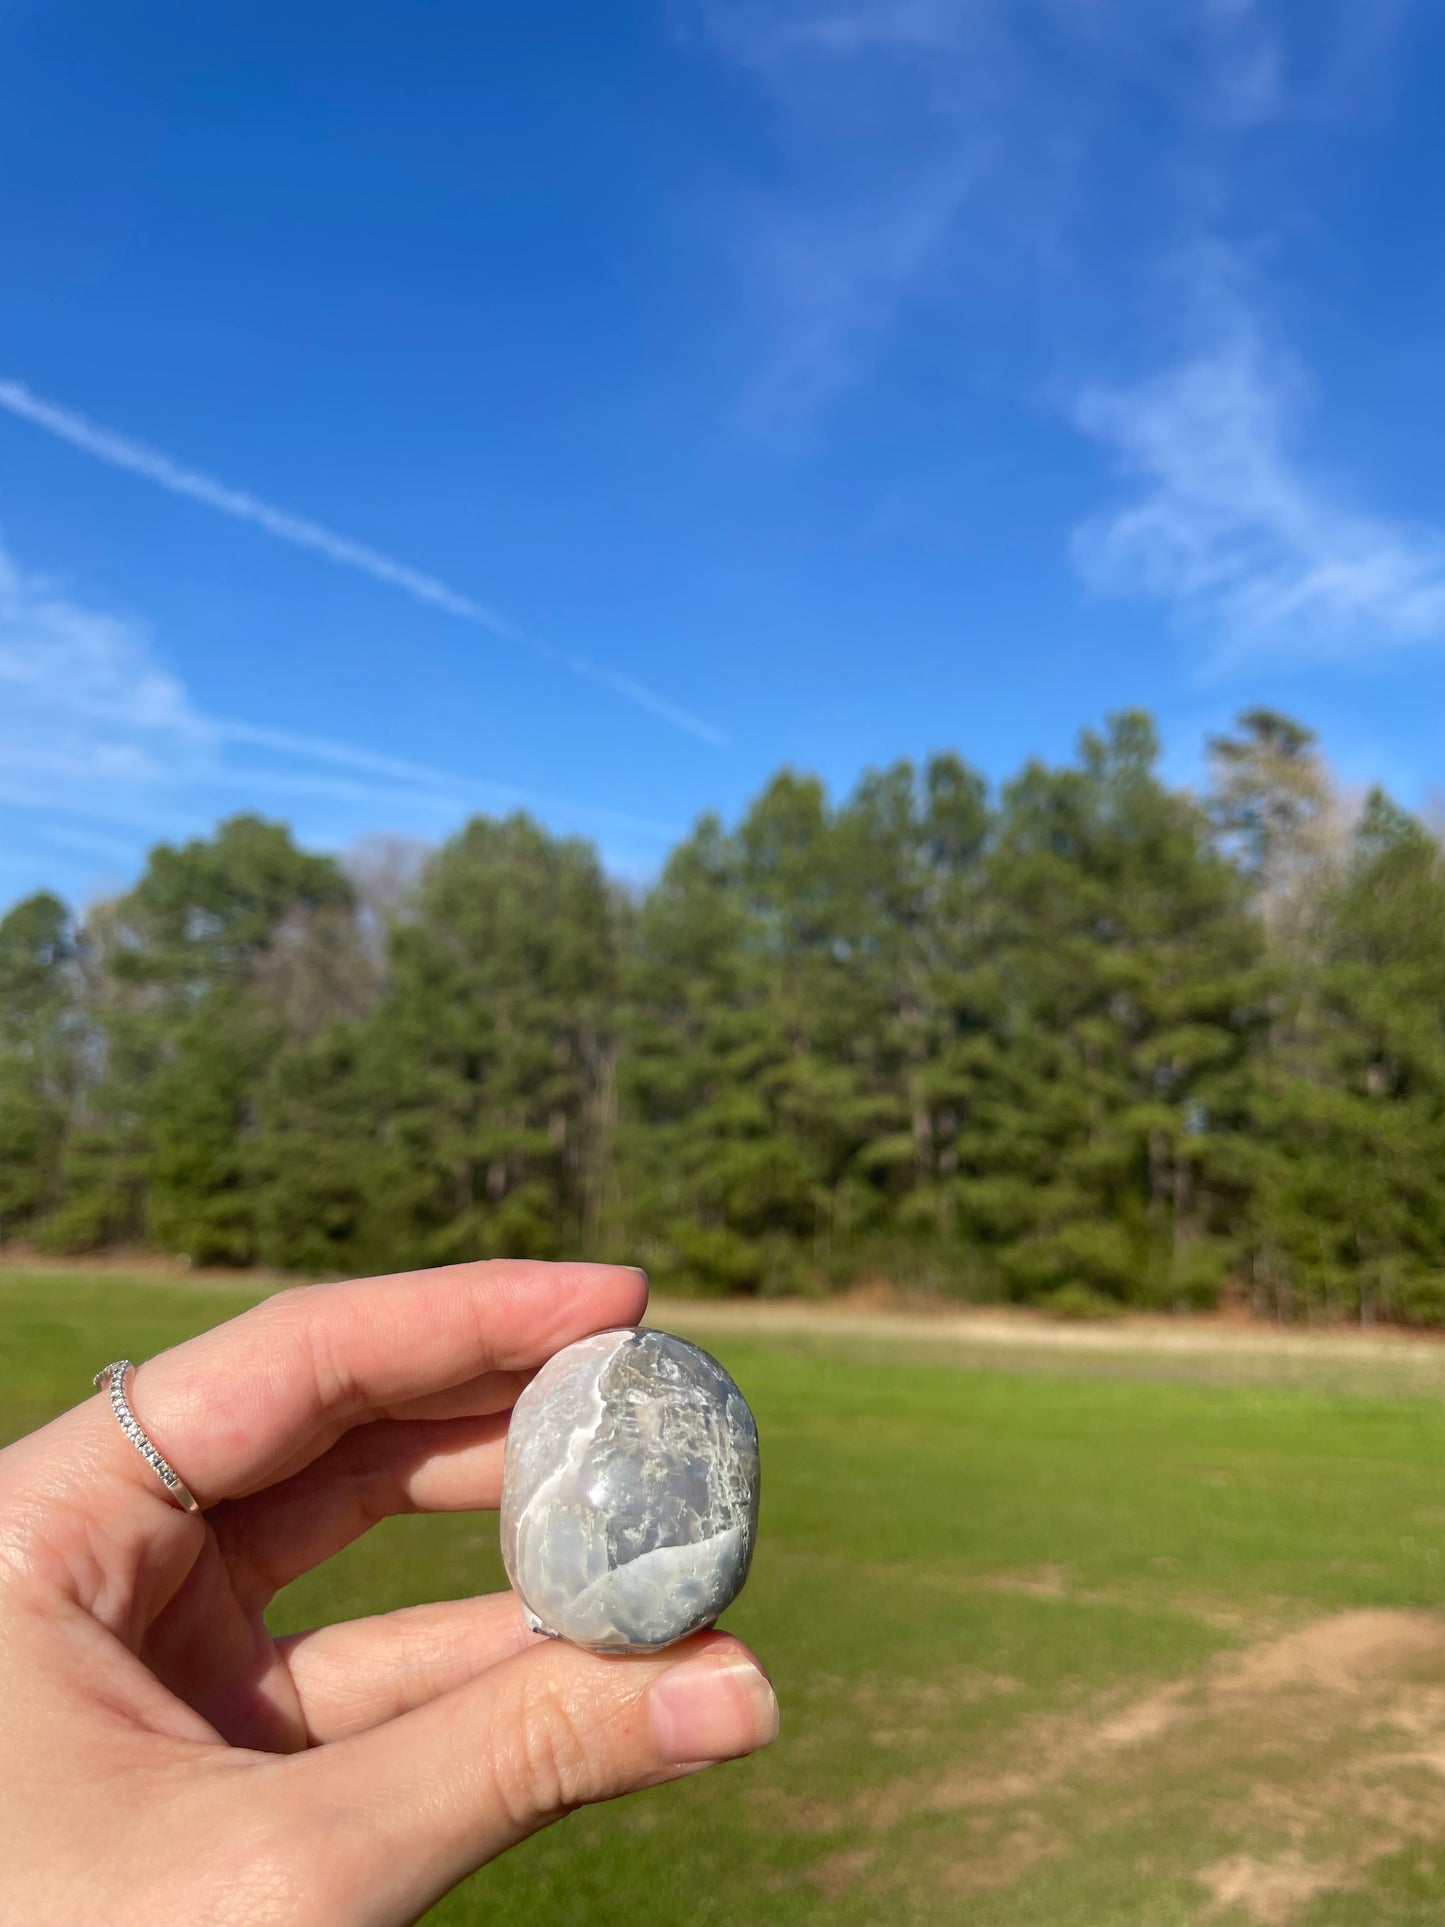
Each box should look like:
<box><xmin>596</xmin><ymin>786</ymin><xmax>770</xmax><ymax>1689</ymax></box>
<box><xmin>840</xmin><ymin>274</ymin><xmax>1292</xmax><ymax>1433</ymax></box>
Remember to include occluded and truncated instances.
<box><xmin>44</xmin><ymin>1260</ymin><xmax>648</xmax><ymax>1513</ymax></box>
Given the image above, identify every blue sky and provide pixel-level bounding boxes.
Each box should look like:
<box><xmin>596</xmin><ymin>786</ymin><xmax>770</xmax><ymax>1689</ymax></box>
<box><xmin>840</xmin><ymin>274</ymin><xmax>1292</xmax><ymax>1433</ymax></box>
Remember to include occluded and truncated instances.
<box><xmin>3</xmin><ymin>0</ymin><xmax>1445</xmax><ymax>908</ymax></box>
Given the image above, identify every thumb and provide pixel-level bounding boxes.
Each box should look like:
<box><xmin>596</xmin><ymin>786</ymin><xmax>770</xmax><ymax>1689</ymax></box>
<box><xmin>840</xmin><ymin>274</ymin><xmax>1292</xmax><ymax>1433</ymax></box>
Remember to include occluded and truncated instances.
<box><xmin>287</xmin><ymin>1627</ymin><xmax>779</xmax><ymax>1925</ymax></box>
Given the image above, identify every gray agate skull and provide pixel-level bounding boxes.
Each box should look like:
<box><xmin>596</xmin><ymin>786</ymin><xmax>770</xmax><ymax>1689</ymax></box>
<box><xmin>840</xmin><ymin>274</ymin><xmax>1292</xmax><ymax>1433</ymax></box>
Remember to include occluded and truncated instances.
<box><xmin>499</xmin><ymin>1327</ymin><xmax>760</xmax><ymax>1654</ymax></box>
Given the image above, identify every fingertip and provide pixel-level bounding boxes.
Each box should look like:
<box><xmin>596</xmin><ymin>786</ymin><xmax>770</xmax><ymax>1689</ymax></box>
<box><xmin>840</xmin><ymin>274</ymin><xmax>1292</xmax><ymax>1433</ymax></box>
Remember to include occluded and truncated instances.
<box><xmin>648</xmin><ymin>1643</ymin><xmax>779</xmax><ymax>1766</ymax></box>
<box><xmin>564</xmin><ymin>1260</ymin><xmax>649</xmax><ymax>1333</ymax></box>
<box><xmin>626</xmin><ymin>1264</ymin><xmax>650</xmax><ymax>1321</ymax></box>
<box><xmin>472</xmin><ymin>1261</ymin><xmax>649</xmax><ymax>1351</ymax></box>
<box><xmin>700</xmin><ymin>1631</ymin><xmax>773</xmax><ymax>1689</ymax></box>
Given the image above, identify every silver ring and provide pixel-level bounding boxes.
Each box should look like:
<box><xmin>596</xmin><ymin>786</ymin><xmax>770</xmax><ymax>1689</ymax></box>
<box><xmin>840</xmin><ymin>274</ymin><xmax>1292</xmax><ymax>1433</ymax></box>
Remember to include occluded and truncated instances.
<box><xmin>93</xmin><ymin>1360</ymin><xmax>201</xmax><ymax>1514</ymax></box>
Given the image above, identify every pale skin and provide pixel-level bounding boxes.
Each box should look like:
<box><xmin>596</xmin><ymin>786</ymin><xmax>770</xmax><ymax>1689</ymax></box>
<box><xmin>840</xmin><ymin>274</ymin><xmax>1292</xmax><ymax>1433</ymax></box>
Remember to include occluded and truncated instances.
<box><xmin>0</xmin><ymin>1260</ymin><xmax>779</xmax><ymax>1926</ymax></box>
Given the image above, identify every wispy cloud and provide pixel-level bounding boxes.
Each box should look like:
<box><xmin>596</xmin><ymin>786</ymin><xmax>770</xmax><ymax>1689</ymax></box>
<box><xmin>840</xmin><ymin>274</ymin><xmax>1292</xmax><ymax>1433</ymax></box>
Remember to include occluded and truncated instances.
<box><xmin>689</xmin><ymin>1</ymin><xmax>1400</xmax><ymax>433</ymax></box>
<box><xmin>740</xmin><ymin>164</ymin><xmax>979</xmax><ymax>430</ymax></box>
<box><xmin>1070</xmin><ymin>286</ymin><xmax>1445</xmax><ymax>657</ymax></box>
<box><xmin>0</xmin><ymin>540</ymin><xmax>212</xmax><ymax>803</ymax></box>
<box><xmin>0</xmin><ymin>536</ymin><xmax>680</xmax><ymax>904</ymax></box>
<box><xmin>1195</xmin><ymin>0</ymin><xmax>1283</xmax><ymax>127</ymax></box>
<box><xmin>700</xmin><ymin>0</ymin><xmax>975</xmax><ymax>73</ymax></box>
<box><xmin>694</xmin><ymin>0</ymin><xmax>996</xmax><ymax>431</ymax></box>
<box><xmin>0</xmin><ymin>378</ymin><xmax>729</xmax><ymax>749</ymax></box>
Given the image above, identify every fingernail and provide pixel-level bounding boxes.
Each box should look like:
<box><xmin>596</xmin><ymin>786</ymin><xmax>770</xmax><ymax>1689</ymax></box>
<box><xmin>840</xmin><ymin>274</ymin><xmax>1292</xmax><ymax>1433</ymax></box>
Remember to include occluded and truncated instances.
<box><xmin>649</xmin><ymin>1654</ymin><xmax>780</xmax><ymax>1765</ymax></box>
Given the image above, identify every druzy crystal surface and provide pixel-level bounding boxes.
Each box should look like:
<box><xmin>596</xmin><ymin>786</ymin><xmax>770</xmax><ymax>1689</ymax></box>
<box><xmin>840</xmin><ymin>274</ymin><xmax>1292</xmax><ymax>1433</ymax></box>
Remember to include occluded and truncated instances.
<box><xmin>500</xmin><ymin>1327</ymin><xmax>760</xmax><ymax>1654</ymax></box>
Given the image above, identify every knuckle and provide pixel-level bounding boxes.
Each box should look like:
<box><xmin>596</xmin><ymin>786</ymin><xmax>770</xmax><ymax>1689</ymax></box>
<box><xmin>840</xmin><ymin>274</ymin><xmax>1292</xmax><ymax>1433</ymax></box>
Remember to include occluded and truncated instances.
<box><xmin>261</xmin><ymin>1287</ymin><xmax>362</xmax><ymax>1419</ymax></box>
<box><xmin>255</xmin><ymin>1286</ymin><xmax>317</xmax><ymax>1354</ymax></box>
<box><xmin>331</xmin><ymin>1420</ymin><xmax>418</xmax><ymax>1522</ymax></box>
<box><xmin>264</xmin><ymin>1283</ymin><xmax>312</xmax><ymax>1319</ymax></box>
<box><xmin>498</xmin><ymin>1675</ymin><xmax>601</xmax><ymax>1823</ymax></box>
<box><xmin>352</xmin><ymin>1456</ymin><xmax>410</xmax><ymax>1531</ymax></box>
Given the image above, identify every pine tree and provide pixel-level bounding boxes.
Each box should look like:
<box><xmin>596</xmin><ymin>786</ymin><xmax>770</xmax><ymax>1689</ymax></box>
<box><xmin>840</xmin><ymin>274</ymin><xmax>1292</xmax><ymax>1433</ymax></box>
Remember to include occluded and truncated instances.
<box><xmin>44</xmin><ymin>817</ymin><xmax>352</xmax><ymax>1261</ymax></box>
<box><xmin>620</xmin><ymin>808</ymin><xmax>797</xmax><ymax>1292</ymax></box>
<box><xmin>361</xmin><ymin>814</ymin><xmax>621</xmax><ymax>1266</ymax></box>
<box><xmin>1247</xmin><ymin>790</ymin><xmax>1445</xmax><ymax>1321</ymax></box>
<box><xmin>959</xmin><ymin>713</ymin><xmax>1265</xmax><ymax>1309</ymax></box>
<box><xmin>0</xmin><ymin>892</ymin><xmax>77</xmax><ymax>1240</ymax></box>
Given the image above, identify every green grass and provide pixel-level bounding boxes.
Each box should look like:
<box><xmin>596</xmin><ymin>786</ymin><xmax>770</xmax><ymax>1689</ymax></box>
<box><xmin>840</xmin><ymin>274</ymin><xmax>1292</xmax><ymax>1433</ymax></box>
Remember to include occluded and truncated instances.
<box><xmin>7</xmin><ymin>1265</ymin><xmax>1445</xmax><ymax>1925</ymax></box>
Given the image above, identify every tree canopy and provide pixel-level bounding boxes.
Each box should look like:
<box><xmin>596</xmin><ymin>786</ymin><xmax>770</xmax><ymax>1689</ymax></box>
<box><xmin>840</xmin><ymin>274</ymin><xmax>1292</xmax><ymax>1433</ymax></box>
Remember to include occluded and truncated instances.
<box><xmin>5</xmin><ymin>710</ymin><xmax>1443</xmax><ymax>1323</ymax></box>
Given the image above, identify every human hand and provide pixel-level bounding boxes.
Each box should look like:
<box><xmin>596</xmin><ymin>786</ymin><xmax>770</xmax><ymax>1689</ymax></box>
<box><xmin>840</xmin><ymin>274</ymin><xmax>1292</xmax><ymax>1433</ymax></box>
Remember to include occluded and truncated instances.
<box><xmin>0</xmin><ymin>1261</ymin><xmax>778</xmax><ymax>1926</ymax></box>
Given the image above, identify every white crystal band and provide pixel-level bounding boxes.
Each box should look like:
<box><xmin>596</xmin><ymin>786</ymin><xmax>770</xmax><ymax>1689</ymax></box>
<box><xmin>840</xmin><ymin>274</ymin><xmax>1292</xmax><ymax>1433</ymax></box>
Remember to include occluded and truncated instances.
<box><xmin>93</xmin><ymin>1359</ymin><xmax>201</xmax><ymax>1514</ymax></box>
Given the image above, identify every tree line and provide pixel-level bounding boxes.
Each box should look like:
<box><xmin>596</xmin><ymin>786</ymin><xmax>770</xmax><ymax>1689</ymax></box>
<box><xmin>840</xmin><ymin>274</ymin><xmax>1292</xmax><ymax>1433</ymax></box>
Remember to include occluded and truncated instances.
<box><xmin>3</xmin><ymin>707</ymin><xmax>1444</xmax><ymax>1322</ymax></box>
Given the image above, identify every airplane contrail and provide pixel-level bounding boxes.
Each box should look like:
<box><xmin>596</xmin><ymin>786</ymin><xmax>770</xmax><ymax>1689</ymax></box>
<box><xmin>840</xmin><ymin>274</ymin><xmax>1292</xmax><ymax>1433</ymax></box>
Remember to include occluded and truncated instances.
<box><xmin>217</xmin><ymin>718</ymin><xmax>682</xmax><ymax>837</ymax></box>
<box><xmin>0</xmin><ymin>376</ymin><xmax>730</xmax><ymax>748</ymax></box>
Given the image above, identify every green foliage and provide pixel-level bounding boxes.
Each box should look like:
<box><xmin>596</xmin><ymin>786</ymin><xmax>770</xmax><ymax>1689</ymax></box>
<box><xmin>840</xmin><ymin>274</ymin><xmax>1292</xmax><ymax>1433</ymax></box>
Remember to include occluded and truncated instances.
<box><xmin>4</xmin><ymin>710</ymin><xmax>1445</xmax><ymax>1321</ymax></box>
<box><xmin>1043</xmin><ymin>1281</ymin><xmax>1127</xmax><ymax>1321</ymax></box>
<box><xmin>359</xmin><ymin>815</ymin><xmax>622</xmax><ymax>1268</ymax></box>
<box><xmin>0</xmin><ymin>892</ymin><xmax>76</xmax><ymax>1236</ymax></box>
<box><xmin>1241</xmin><ymin>784</ymin><xmax>1445</xmax><ymax>1322</ymax></box>
<box><xmin>25</xmin><ymin>817</ymin><xmax>355</xmax><ymax>1264</ymax></box>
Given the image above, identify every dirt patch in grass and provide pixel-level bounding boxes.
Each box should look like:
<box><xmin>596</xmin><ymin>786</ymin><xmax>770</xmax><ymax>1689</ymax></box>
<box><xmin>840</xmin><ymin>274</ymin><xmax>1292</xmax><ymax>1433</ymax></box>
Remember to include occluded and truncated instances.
<box><xmin>1197</xmin><ymin>1852</ymin><xmax>1350</xmax><ymax>1924</ymax></box>
<box><xmin>820</xmin><ymin>1609</ymin><xmax>1445</xmax><ymax>1918</ymax></box>
<box><xmin>979</xmin><ymin>1562</ymin><xmax>1289</xmax><ymax>1641</ymax></box>
<box><xmin>983</xmin><ymin>1563</ymin><xmax>1072</xmax><ymax>1600</ymax></box>
<box><xmin>806</xmin><ymin>1848</ymin><xmax>876</xmax><ymax>1898</ymax></box>
<box><xmin>1093</xmin><ymin>1678</ymin><xmax>1192</xmax><ymax>1748</ymax></box>
<box><xmin>940</xmin><ymin>1812</ymin><xmax>1064</xmax><ymax>1896</ymax></box>
<box><xmin>767</xmin><ymin>1796</ymin><xmax>847</xmax><ymax>1836</ymax></box>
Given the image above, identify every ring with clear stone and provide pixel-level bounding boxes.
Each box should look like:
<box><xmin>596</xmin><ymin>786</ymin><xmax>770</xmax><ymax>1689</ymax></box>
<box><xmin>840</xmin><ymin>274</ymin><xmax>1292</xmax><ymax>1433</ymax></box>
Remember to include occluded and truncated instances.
<box><xmin>93</xmin><ymin>1359</ymin><xmax>201</xmax><ymax>1514</ymax></box>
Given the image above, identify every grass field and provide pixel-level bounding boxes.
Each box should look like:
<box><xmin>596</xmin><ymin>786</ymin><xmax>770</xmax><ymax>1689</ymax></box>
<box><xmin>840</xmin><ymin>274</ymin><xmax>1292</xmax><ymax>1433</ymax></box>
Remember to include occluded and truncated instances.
<box><xmin>8</xmin><ymin>1268</ymin><xmax>1445</xmax><ymax>1924</ymax></box>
